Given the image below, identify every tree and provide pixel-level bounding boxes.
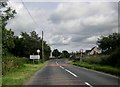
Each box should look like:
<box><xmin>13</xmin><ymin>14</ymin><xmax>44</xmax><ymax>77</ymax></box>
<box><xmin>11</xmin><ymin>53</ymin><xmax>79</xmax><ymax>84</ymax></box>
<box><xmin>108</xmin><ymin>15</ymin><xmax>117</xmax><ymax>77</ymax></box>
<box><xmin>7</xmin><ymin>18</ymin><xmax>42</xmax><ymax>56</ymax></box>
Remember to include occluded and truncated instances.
<box><xmin>62</xmin><ymin>50</ymin><xmax>70</xmax><ymax>58</ymax></box>
<box><xmin>0</xmin><ymin>1</ymin><xmax>16</xmax><ymax>29</ymax></box>
<box><xmin>2</xmin><ymin>29</ymin><xmax>15</xmax><ymax>56</ymax></box>
<box><xmin>44</xmin><ymin>43</ymin><xmax>51</xmax><ymax>60</ymax></box>
<box><xmin>0</xmin><ymin>1</ymin><xmax>16</xmax><ymax>56</ymax></box>
<box><xmin>97</xmin><ymin>33</ymin><xmax>120</xmax><ymax>54</ymax></box>
<box><xmin>11</xmin><ymin>31</ymin><xmax>51</xmax><ymax>60</ymax></box>
<box><xmin>11</xmin><ymin>36</ymin><xmax>24</xmax><ymax>57</ymax></box>
<box><xmin>52</xmin><ymin>49</ymin><xmax>61</xmax><ymax>57</ymax></box>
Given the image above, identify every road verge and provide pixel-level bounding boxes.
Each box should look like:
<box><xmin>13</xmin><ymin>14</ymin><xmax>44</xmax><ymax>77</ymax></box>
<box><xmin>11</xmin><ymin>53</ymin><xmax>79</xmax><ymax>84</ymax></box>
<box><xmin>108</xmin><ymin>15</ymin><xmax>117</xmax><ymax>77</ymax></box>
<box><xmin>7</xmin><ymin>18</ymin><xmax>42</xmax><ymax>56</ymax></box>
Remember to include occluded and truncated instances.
<box><xmin>2</xmin><ymin>62</ymin><xmax>45</xmax><ymax>85</ymax></box>
<box><xmin>70</xmin><ymin>61</ymin><xmax>120</xmax><ymax>77</ymax></box>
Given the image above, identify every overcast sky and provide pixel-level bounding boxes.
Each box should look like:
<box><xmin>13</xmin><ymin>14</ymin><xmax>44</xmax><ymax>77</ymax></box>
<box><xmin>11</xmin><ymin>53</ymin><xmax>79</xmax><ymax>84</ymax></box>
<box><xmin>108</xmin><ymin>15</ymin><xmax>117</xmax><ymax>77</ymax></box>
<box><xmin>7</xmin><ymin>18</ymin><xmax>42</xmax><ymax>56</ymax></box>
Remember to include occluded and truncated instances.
<box><xmin>6</xmin><ymin>0</ymin><xmax>118</xmax><ymax>52</ymax></box>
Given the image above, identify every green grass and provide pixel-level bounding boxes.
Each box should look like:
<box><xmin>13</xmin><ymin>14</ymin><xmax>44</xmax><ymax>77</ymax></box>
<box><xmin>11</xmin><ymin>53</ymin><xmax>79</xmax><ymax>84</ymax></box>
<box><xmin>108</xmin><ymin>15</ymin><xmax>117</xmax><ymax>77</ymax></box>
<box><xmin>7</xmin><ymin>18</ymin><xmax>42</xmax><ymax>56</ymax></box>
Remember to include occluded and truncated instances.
<box><xmin>2</xmin><ymin>63</ymin><xmax>45</xmax><ymax>85</ymax></box>
<box><xmin>0</xmin><ymin>77</ymin><xmax>2</xmax><ymax>87</ymax></box>
<box><xmin>70</xmin><ymin>61</ymin><xmax>120</xmax><ymax>77</ymax></box>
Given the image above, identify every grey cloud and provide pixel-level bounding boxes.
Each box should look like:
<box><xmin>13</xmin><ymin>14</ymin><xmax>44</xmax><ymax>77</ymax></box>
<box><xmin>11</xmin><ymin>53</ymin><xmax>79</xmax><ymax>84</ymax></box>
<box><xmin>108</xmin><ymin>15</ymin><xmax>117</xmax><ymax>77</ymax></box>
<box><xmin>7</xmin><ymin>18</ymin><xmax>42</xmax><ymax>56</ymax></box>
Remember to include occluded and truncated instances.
<box><xmin>6</xmin><ymin>2</ymin><xmax>118</xmax><ymax>52</ymax></box>
<box><xmin>50</xmin><ymin>13</ymin><xmax>62</xmax><ymax>24</ymax></box>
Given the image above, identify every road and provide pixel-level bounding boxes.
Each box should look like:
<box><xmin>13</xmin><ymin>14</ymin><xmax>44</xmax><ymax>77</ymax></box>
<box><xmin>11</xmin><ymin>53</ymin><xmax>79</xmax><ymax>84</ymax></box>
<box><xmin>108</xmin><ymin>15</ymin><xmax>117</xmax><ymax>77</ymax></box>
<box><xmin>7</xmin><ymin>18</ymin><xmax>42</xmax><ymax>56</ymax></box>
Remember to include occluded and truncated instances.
<box><xmin>25</xmin><ymin>59</ymin><xmax>120</xmax><ymax>86</ymax></box>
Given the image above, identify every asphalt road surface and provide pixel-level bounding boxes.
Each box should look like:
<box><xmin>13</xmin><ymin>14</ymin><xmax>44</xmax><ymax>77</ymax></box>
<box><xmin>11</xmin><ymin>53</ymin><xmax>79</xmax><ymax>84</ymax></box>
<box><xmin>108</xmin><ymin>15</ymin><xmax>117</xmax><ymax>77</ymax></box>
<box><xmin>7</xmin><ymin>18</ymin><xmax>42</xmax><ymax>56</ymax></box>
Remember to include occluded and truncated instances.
<box><xmin>25</xmin><ymin>59</ymin><xmax>120</xmax><ymax>87</ymax></box>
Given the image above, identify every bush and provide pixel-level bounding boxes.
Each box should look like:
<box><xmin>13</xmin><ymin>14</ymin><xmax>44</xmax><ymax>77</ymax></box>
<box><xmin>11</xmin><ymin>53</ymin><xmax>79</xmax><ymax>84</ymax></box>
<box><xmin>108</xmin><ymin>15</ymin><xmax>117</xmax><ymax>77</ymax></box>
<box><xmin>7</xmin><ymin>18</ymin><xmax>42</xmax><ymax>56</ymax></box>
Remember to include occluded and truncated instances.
<box><xmin>83</xmin><ymin>55</ymin><xmax>109</xmax><ymax>65</ymax></box>
<box><xmin>107</xmin><ymin>47</ymin><xmax>120</xmax><ymax>67</ymax></box>
<box><xmin>2</xmin><ymin>57</ymin><xmax>29</xmax><ymax>75</ymax></box>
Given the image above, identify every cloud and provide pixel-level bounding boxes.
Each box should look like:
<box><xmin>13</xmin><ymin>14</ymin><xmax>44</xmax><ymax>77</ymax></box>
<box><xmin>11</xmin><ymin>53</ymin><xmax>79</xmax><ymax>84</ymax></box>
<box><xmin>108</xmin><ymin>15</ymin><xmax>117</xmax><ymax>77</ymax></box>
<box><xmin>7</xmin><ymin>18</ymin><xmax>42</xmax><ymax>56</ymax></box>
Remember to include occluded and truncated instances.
<box><xmin>6</xmin><ymin>1</ymin><xmax>118</xmax><ymax>52</ymax></box>
<box><xmin>83</xmin><ymin>36</ymin><xmax>99</xmax><ymax>44</ymax></box>
<box><xmin>48</xmin><ymin>35</ymin><xmax>72</xmax><ymax>45</ymax></box>
<box><xmin>48</xmin><ymin>2</ymin><xmax>118</xmax><ymax>51</ymax></box>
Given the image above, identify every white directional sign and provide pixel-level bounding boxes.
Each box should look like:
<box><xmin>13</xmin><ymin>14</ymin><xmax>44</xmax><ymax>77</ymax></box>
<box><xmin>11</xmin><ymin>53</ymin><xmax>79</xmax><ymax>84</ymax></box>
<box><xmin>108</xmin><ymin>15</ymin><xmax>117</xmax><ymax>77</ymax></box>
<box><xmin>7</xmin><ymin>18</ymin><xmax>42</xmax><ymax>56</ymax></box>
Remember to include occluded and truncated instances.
<box><xmin>30</xmin><ymin>55</ymin><xmax>40</xmax><ymax>59</ymax></box>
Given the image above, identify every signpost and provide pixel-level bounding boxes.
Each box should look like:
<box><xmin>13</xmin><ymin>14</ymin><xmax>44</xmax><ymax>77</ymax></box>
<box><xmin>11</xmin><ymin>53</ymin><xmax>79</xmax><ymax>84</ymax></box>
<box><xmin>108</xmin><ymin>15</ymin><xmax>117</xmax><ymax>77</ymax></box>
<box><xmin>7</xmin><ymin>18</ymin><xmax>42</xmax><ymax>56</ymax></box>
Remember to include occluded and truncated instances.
<box><xmin>37</xmin><ymin>49</ymin><xmax>40</xmax><ymax>62</ymax></box>
<box><xmin>37</xmin><ymin>49</ymin><xmax>40</xmax><ymax>54</ymax></box>
<box><xmin>30</xmin><ymin>55</ymin><xmax>40</xmax><ymax>59</ymax></box>
<box><xmin>30</xmin><ymin>49</ymin><xmax>40</xmax><ymax>64</ymax></box>
<box><xmin>30</xmin><ymin>55</ymin><xmax>40</xmax><ymax>63</ymax></box>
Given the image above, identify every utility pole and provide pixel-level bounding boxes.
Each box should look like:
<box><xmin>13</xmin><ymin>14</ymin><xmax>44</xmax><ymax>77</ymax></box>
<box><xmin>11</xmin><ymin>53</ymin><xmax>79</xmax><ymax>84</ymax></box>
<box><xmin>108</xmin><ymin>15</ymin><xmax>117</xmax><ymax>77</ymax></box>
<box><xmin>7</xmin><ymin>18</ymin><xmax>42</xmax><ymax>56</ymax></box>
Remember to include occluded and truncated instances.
<box><xmin>42</xmin><ymin>31</ymin><xmax>44</xmax><ymax>62</ymax></box>
<box><xmin>80</xmin><ymin>49</ymin><xmax>83</xmax><ymax>61</ymax></box>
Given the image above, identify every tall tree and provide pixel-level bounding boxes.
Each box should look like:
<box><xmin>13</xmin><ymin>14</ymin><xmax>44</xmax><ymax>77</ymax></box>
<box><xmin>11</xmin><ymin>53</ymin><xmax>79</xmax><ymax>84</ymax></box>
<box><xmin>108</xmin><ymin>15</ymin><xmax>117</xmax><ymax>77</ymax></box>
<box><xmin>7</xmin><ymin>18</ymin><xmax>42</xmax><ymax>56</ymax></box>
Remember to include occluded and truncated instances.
<box><xmin>0</xmin><ymin>1</ymin><xmax>16</xmax><ymax>56</ymax></box>
<box><xmin>62</xmin><ymin>50</ymin><xmax>70</xmax><ymax>58</ymax></box>
<box><xmin>97</xmin><ymin>33</ymin><xmax>120</xmax><ymax>54</ymax></box>
<box><xmin>12</xmin><ymin>31</ymin><xmax>51</xmax><ymax>60</ymax></box>
<box><xmin>52</xmin><ymin>49</ymin><xmax>61</xmax><ymax>57</ymax></box>
<box><xmin>0</xmin><ymin>1</ymin><xmax>16</xmax><ymax>29</ymax></box>
<box><xmin>2</xmin><ymin>29</ymin><xmax>15</xmax><ymax>55</ymax></box>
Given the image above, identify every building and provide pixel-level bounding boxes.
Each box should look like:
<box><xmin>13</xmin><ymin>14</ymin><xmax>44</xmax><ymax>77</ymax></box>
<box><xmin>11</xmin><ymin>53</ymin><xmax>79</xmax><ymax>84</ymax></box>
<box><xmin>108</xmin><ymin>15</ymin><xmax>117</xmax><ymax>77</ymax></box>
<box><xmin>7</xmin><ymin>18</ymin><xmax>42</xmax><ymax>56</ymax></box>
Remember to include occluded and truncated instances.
<box><xmin>86</xmin><ymin>46</ymin><xmax>102</xmax><ymax>55</ymax></box>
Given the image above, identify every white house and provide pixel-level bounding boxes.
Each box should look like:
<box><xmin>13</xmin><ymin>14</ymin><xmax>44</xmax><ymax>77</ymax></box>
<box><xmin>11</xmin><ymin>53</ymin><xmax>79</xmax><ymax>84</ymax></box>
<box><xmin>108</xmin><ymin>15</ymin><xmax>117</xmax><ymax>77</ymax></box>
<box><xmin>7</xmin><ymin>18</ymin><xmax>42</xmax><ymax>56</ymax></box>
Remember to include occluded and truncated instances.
<box><xmin>86</xmin><ymin>46</ymin><xmax>102</xmax><ymax>55</ymax></box>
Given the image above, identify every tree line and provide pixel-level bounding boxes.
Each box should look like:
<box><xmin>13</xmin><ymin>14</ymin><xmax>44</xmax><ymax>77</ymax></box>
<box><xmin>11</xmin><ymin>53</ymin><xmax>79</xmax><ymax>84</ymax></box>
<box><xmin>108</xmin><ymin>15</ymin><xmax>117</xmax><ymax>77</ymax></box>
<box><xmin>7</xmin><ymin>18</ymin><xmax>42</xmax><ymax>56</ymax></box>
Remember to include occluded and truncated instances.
<box><xmin>52</xmin><ymin>49</ymin><xmax>70</xmax><ymax>58</ymax></box>
<box><xmin>1</xmin><ymin>1</ymin><xmax>51</xmax><ymax>60</ymax></box>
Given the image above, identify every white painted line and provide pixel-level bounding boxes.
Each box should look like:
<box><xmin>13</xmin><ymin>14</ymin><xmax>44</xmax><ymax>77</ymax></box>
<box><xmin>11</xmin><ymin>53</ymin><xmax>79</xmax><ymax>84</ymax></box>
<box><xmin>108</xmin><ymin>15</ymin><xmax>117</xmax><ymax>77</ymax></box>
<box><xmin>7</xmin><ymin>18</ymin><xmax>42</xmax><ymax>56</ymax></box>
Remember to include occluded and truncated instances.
<box><xmin>56</xmin><ymin>61</ymin><xmax>65</xmax><ymax>69</ymax></box>
<box><xmin>59</xmin><ymin>66</ymin><xmax>64</xmax><ymax>69</ymax></box>
<box><xmin>56</xmin><ymin>61</ymin><xmax>59</xmax><ymax>65</ymax></box>
<box><xmin>56</xmin><ymin>61</ymin><xmax>78</xmax><ymax>77</ymax></box>
<box><xmin>85</xmin><ymin>82</ymin><xmax>93</xmax><ymax>87</ymax></box>
<box><xmin>65</xmin><ymin>69</ymin><xmax>78</xmax><ymax>77</ymax></box>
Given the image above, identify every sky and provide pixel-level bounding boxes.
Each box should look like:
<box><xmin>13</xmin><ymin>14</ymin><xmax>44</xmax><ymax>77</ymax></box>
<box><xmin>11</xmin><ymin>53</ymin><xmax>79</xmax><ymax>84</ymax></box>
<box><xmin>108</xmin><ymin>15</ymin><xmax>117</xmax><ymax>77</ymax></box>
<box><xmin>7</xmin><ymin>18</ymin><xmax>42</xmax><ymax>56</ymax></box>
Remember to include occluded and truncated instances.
<box><xmin>6</xmin><ymin>0</ymin><xmax>118</xmax><ymax>52</ymax></box>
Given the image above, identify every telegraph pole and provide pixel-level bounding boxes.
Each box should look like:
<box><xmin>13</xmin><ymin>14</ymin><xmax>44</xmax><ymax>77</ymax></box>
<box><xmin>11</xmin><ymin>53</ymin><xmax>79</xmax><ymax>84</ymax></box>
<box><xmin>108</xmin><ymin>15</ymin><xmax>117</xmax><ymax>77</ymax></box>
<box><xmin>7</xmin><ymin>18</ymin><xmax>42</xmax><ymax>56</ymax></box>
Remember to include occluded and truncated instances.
<box><xmin>42</xmin><ymin>31</ymin><xmax>44</xmax><ymax>62</ymax></box>
<box><xmin>80</xmin><ymin>49</ymin><xmax>83</xmax><ymax>61</ymax></box>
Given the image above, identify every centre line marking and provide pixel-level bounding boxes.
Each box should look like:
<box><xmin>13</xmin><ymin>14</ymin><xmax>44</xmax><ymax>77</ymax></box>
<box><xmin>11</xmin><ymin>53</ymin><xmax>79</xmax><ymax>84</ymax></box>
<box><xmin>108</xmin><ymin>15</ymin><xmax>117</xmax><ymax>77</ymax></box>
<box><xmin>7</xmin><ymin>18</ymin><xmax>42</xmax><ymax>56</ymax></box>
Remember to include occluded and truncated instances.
<box><xmin>85</xmin><ymin>82</ymin><xmax>93</xmax><ymax>87</ymax></box>
<box><xmin>56</xmin><ymin>61</ymin><xmax>59</xmax><ymax>65</ymax></box>
<box><xmin>59</xmin><ymin>66</ymin><xmax>64</xmax><ymax>69</ymax></box>
<box><xmin>56</xmin><ymin>61</ymin><xmax>78</xmax><ymax>77</ymax></box>
<box><xmin>65</xmin><ymin>69</ymin><xmax>78</xmax><ymax>77</ymax></box>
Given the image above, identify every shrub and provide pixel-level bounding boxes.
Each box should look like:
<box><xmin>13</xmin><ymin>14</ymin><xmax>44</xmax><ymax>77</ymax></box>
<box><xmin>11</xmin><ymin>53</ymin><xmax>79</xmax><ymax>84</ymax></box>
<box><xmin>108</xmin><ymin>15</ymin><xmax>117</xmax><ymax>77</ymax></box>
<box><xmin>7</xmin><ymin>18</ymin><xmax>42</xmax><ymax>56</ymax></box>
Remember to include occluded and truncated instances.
<box><xmin>107</xmin><ymin>47</ymin><xmax>120</xmax><ymax>67</ymax></box>
<box><xmin>2</xmin><ymin>57</ymin><xmax>29</xmax><ymax>75</ymax></box>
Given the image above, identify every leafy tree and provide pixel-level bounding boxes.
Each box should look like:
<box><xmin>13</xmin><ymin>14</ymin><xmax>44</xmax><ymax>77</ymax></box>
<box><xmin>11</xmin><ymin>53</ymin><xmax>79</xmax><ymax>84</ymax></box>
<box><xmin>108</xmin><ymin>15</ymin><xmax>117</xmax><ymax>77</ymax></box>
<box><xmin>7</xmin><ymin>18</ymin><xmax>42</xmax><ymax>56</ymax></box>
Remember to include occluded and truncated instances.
<box><xmin>11</xmin><ymin>31</ymin><xmax>51</xmax><ymax>60</ymax></box>
<box><xmin>0</xmin><ymin>1</ymin><xmax>16</xmax><ymax>56</ymax></box>
<box><xmin>52</xmin><ymin>49</ymin><xmax>61</xmax><ymax>57</ymax></box>
<box><xmin>97</xmin><ymin>33</ymin><xmax>120</xmax><ymax>54</ymax></box>
<box><xmin>0</xmin><ymin>1</ymin><xmax>16</xmax><ymax>29</ymax></box>
<box><xmin>2</xmin><ymin>29</ymin><xmax>15</xmax><ymax>56</ymax></box>
<box><xmin>62</xmin><ymin>50</ymin><xmax>70</xmax><ymax>58</ymax></box>
<box><xmin>44</xmin><ymin>43</ymin><xmax>51</xmax><ymax>60</ymax></box>
<box><xmin>0</xmin><ymin>1</ymin><xmax>51</xmax><ymax>60</ymax></box>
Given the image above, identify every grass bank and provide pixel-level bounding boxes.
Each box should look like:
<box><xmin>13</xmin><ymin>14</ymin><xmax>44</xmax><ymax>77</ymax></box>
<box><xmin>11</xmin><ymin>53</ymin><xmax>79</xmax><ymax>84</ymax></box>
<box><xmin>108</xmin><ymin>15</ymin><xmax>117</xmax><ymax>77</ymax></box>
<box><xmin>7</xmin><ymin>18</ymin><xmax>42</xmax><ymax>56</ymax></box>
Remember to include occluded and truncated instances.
<box><xmin>2</xmin><ymin>63</ymin><xmax>45</xmax><ymax>85</ymax></box>
<box><xmin>70</xmin><ymin>61</ymin><xmax>120</xmax><ymax>77</ymax></box>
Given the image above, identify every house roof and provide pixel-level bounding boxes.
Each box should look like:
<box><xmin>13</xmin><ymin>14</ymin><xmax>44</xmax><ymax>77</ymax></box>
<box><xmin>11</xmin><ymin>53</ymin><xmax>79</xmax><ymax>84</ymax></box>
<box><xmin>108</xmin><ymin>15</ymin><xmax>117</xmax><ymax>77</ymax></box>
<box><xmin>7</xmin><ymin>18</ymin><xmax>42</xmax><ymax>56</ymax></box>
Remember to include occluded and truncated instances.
<box><xmin>90</xmin><ymin>46</ymin><xmax>96</xmax><ymax>51</ymax></box>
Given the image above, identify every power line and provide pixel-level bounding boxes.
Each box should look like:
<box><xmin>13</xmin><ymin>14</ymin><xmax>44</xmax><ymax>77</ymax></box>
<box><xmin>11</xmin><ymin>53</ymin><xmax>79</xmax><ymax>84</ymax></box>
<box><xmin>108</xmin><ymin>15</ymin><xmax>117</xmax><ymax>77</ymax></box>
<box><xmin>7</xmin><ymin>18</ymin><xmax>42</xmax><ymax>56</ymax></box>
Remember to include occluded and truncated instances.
<box><xmin>20</xmin><ymin>0</ymin><xmax>39</xmax><ymax>29</ymax></box>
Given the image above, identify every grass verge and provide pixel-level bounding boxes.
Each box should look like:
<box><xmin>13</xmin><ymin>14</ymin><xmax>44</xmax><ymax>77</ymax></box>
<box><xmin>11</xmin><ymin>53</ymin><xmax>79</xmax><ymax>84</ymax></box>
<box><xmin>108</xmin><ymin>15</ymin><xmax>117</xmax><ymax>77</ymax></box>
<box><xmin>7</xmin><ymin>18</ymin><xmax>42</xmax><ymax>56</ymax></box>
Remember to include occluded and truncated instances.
<box><xmin>2</xmin><ymin>63</ymin><xmax>45</xmax><ymax>85</ymax></box>
<box><xmin>70</xmin><ymin>61</ymin><xmax>120</xmax><ymax>77</ymax></box>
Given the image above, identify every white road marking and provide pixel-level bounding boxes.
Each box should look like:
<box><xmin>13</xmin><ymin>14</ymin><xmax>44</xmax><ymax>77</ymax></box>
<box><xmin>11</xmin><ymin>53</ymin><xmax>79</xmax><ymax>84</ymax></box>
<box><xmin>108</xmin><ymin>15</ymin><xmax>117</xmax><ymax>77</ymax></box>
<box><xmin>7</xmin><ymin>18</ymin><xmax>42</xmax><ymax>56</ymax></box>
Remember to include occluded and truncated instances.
<box><xmin>56</xmin><ymin>61</ymin><xmax>78</xmax><ymax>77</ymax></box>
<box><xmin>65</xmin><ymin>69</ymin><xmax>78</xmax><ymax>77</ymax></box>
<box><xmin>85</xmin><ymin>82</ymin><xmax>93</xmax><ymax>87</ymax></box>
<box><xmin>56</xmin><ymin>61</ymin><xmax>59</xmax><ymax>65</ymax></box>
<box><xmin>59</xmin><ymin>66</ymin><xmax>64</xmax><ymax>69</ymax></box>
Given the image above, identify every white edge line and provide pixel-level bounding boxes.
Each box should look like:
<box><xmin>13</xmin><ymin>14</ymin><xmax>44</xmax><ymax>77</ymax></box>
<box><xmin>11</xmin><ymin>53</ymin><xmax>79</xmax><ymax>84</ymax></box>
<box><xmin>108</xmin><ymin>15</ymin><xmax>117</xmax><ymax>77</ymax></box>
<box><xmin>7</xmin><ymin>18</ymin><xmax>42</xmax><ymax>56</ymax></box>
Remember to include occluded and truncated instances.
<box><xmin>85</xmin><ymin>82</ymin><xmax>93</xmax><ymax>87</ymax></box>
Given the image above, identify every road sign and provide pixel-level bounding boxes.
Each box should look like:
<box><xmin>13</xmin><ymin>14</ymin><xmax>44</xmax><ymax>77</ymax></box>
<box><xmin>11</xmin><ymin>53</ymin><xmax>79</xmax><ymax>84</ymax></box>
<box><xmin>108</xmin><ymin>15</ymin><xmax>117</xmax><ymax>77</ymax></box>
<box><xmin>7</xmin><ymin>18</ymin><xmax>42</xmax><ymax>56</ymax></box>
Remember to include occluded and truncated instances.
<box><xmin>37</xmin><ymin>49</ymin><xmax>40</xmax><ymax>53</ymax></box>
<box><xmin>30</xmin><ymin>55</ymin><xmax>40</xmax><ymax>59</ymax></box>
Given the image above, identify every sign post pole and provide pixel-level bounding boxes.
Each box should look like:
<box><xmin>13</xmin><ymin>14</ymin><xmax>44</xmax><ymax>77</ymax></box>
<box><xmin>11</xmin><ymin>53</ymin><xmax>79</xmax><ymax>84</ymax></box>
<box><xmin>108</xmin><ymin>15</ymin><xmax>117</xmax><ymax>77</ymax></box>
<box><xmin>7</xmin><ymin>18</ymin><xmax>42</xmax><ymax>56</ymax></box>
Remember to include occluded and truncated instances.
<box><xmin>37</xmin><ymin>49</ymin><xmax>40</xmax><ymax>63</ymax></box>
<box><xmin>33</xmin><ymin>59</ymin><xmax>34</xmax><ymax>64</ymax></box>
